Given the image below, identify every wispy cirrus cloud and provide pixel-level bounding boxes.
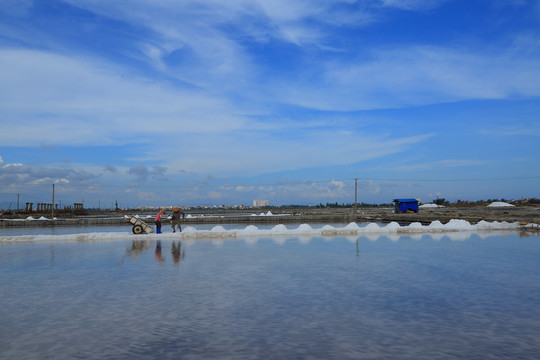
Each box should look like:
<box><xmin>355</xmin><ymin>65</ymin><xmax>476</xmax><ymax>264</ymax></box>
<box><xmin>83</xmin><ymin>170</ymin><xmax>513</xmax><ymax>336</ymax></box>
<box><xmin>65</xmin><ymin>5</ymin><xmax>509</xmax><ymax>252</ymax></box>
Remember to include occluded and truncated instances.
<box><xmin>0</xmin><ymin>45</ymin><xmax>436</xmax><ymax>177</ymax></box>
<box><xmin>0</xmin><ymin>48</ymin><xmax>246</xmax><ymax>144</ymax></box>
<box><xmin>1</xmin><ymin>0</ymin><xmax>539</xmax><ymax>206</ymax></box>
<box><xmin>380</xmin><ymin>0</ymin><xmax>449</xmax><ymax>11</ymax></box>
<box><xmin>479</xmin><ymin>123</ymin><xmax>540</xmax><ymax>137</ymax></box>
<box><xmin>279</xmin><ymin>43</ymin><xmax>540</xmax><ymax>111</ymax></box>
<box><xmin>383</xmin><ymin>159</ymin><xmax>489</xmax><ymax>173</ymax></box>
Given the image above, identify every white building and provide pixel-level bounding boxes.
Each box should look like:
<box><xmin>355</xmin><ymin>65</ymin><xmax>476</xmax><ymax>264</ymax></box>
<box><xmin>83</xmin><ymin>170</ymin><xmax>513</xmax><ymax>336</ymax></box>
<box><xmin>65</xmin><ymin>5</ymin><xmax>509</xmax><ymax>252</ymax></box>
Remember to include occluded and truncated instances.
<box><xmin>253</xmin><ymin>200</ymin><xmax>268</xmax><ymax>207</ymax></box>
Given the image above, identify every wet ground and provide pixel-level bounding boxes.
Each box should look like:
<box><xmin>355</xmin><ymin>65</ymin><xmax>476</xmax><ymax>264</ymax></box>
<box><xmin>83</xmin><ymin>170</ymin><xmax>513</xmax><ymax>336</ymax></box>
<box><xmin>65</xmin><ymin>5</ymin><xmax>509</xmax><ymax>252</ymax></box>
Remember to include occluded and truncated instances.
<box><xmin>2</xmin><ymin>232</ymin><xmax>540</xmax><ymax>359</ymax></box>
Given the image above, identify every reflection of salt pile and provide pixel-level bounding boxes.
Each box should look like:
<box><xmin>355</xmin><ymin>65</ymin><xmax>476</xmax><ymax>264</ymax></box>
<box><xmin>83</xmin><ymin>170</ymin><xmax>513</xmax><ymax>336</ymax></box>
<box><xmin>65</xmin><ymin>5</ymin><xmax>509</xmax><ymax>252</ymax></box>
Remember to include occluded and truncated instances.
<box><xmin>1</xmin><ymin>220</ymin><xmax>531</xmax><ymax>244</ymax></box>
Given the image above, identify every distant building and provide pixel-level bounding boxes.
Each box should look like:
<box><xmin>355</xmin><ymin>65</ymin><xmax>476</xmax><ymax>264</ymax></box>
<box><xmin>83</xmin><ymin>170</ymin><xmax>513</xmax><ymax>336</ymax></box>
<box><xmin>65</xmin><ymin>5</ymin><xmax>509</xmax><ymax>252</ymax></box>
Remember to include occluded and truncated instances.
<box><xmin>393</xmin><ymin>198</ymin><xmax>419</xmax><ymax>213</ymax></box>
<box><xmin>253</xmin><ymin>200</ymin><xmax>268</xmax><ymax>207</ymax></box>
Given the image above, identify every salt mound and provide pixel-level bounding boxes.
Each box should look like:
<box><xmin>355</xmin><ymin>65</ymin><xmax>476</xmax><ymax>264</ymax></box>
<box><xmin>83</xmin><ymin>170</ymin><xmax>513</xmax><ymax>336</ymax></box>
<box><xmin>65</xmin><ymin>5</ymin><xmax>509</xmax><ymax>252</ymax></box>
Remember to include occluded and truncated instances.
<box><xmin>296</xmin><ymin>224</ymin><xmax>313</xmax><ymax>232</ymax></box>
<box><xmin>211</xmin><ymin>226</ymin><xmax>227</xmax><ymax>232</ymax></box>
<box><xmin>407</xmin><ymin>222</ymin><xmax>424</xmax><ymax>229</ymax></box>
<box><xmin>428</xmin><ymin>220</ymin><xmax>445</xmax><ymax>230</ymax></box>
<box><xmin>271</xmin><ymin>224</ymin><xmax>288</xmax><ymax>233</ymax></box>
<box><xmin>420</xmin><ymin>203</ymin><xmax>443</xmax><ymax>208</ymax></box>
<box><xmin>252</xmin><ymin>211</ymin><xmax>274</xmax><ymax>216</ymax></box>
<box><xmin>444</xmin><ymin>219</ymin><xmax>475</xmax><ymax>230</ymax></box>
<box><xmin>362</xmin><ymin>223</ymin><xmax>383</xmax><ymax>232</ymax></box>
<box><xmin>487</xmin><ymin>202</ymin><xmax>514</xmax><ymax>207</ymax></box>
<box><xmin>384</xmin><ymin>222</ymin><xmax>401</xmax><ymax>231</ymax></box>
<box><xmin>344</xmin><ymin>222</ymin><xmax>361</xmax><ymax>230</ymax></box>
<box><xmin>242</xmin><ymin>225</ymin><xmax>259</xmax><ymax>233</ymax></box>
<box><xmin>1</xmin><ymin>219</ymin><xmax>525</xmax><ymax>244</ymax></box>
<box><xmin>320</xmin><ymin>225</ymin><xmax>336</xmax><ymax>230</ymax></box>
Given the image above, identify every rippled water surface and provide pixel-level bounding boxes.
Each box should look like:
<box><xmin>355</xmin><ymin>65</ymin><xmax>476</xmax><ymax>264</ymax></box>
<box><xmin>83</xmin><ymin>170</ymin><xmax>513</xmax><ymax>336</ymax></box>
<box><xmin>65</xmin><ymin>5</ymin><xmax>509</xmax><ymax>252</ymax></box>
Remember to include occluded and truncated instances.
<box><xmin>1</xmin><ymin>232</ymin><xmax>540</xmax><ymax>359</ymax></box>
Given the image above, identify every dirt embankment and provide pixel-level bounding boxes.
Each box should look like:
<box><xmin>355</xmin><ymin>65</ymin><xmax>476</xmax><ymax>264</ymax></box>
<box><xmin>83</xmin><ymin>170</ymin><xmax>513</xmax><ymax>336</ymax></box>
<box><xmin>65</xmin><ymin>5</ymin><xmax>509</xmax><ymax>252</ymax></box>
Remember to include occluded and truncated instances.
<box><xmin>1</xmin><ymin>206</ymin><xmax>539</xmax><ymax>228</ymax></box>
<box><xmin>363</xmin><ymin>207</ymin><xmax>539</xmax><ymax>226</ymax></box>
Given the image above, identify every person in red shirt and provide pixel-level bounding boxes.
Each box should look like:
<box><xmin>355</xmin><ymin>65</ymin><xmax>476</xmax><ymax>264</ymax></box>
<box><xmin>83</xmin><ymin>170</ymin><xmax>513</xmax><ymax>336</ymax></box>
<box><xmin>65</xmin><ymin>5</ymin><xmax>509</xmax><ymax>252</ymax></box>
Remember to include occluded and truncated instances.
<box><xmin>154</xmin><ymin>210</ymin><xmax>166</xmax><ymax>234</ymax></box>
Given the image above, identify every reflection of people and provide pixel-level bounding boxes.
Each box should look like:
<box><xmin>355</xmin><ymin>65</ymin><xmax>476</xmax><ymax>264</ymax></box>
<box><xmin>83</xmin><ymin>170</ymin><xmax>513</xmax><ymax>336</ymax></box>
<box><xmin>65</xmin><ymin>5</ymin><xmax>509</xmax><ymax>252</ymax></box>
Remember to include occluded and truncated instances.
<box><xmin>171</xmin><ymin>240</ymin><xmax>185</xmax><ymax>265</ymax></box>
<box><xmin>127</xmin><ymin>240</ymin><xmax>152</xmax><ymax>258</ymax></box>
<box><xmin>171</xmin><ymin>207</ymin><xmax>185</xmax><ymax>233</ymax></box>
<box><xmin>155</xmin><ymin>210</ymin><xmax>166</xmax><ymax>234</ymax></box>
<box><xmin>155</xmin><ymin>240</ymin><xmax>165</xmax><ymax>264</ymax></box>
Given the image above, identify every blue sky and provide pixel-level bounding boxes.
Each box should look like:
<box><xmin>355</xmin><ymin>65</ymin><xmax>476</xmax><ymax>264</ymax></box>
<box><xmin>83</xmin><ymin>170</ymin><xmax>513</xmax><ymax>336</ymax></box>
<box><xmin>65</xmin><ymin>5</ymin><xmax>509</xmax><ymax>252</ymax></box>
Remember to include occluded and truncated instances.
<box><xmin>1</xmin><ymin>0</ymin><xmax>539</xmax><ymax>209</ymax></box>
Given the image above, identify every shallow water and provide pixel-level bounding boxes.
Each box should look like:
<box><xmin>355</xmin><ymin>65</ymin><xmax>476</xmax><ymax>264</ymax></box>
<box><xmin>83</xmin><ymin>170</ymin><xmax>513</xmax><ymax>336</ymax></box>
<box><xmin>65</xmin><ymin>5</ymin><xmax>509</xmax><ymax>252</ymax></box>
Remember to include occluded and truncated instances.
<box><xmin>1</xmin><ymin>232</ymin><xmax>539</xmax><ymax>359</ymax></box>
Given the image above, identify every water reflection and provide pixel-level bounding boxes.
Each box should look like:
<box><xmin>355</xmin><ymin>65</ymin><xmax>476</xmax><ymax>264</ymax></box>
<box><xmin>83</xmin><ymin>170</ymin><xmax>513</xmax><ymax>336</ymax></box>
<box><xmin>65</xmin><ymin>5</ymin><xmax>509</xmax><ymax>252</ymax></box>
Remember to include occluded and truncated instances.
<box><xmin>171</xmin><ymin>240</ymin><xmax>185</xmax><ymax>265</ymax></box>
<box><xmin>1</xmin><ymin>232</ymin><xmax>540</xmax><ymax>359</ymax></box>
<box><xmin>49</xmin><ymin>244</ymin><xmax>55</xmax><ymax>264</ymax></box>
<box><xmin>124</xmin><ymin>239</ymin><xmax>187</xmax><ymax>266</ymax></box>
<box><xmin>155</xmin><ymin>240</ymin><xmax>165</xmax><ymax>264</ymax></box>
<box><xmin>126</xmin><ymin>239</ymin><xmax>152</xmax><ymax>258</ymax></box>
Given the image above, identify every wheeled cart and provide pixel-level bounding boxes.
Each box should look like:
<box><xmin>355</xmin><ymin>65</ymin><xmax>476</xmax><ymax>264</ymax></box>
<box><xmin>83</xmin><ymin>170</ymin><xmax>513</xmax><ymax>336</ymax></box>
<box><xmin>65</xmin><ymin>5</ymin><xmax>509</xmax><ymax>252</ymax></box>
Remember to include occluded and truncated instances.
<box><xmin>127</xmin><ymin>215</ymin><xmax>153</xmax><ymax>234</ymax></box>
<box><xmin>119</xmin><ymin>209</ymin><xmax>153</xmax><ymax>234</ymax></box>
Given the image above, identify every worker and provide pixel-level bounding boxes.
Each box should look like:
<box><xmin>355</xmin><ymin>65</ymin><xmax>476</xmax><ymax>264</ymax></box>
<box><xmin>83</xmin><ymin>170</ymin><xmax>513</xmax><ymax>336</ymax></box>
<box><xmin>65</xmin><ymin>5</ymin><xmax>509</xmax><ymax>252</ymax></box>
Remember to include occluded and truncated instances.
<box><xmin>154</xmin><ymin>209</ymin><xmax>166</xmax><ymax>234</ymax></box>
<box><xmin>171</xmin><ymin>207</ymin><xmax>185</xmax><ymax>232</ymax></box>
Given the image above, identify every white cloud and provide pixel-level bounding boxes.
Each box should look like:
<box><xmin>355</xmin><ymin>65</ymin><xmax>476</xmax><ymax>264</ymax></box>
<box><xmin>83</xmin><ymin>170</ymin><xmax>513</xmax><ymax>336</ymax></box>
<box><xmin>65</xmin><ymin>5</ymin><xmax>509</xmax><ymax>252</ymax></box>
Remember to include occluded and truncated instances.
<box><xmin>380</xmin><ymin>0</ymin><xmax>449</xmax><ymax>11</ymax></box>
<box><xmin>0</xmin><ymin>48</ymin><xmax>246</xmax><ymax>146</ymax></box>
<box><xmin>1</xmin><ymin>162</ymin><xmax>25</xmax><ymax>170</ymax></box>
<box><xmin>387</xmin><ymin>159</ymin><xmax>488</xmax><ymax>172</ymax></box>
<box><xmin>479</xmin><ymin>123</ymin><xmax>540</xmax><ymax>137</ymax></box>
<box><xmin>62</xmin><ymin>0</ymin><xmax>372</xmax><ymax>47</ymax></box>
<box><xmin>0</xmin><ymin>47</ymin><xmax>436</xmax><ymax>177</ymax></box>
<box><xmin>247</xmin><ymin>180</ymin><xmax>350</xmax><ymax>202</ymax></box>
<box><xmin>124</xmin><ymin>189</ymin><xmax>159</xmax><ymax>201</ymax></box>
<box><xmin>0</xmin><ymin>0</ymin><xmax>34</xmax><ymax>16</ymax></box>
<box><xmin>164</xmin><ymin>130</ymin><xmax>433</xmax><ymax>176</ymax></box>
<box><xmin>278</xmin><ymin>44</ymin><xmax>540</xmax><ymax>111</ymax></box>
<box><xmin>208</xmin><ymin>191</ymin><xmax>224</xmax><ymax>199</ymax></box>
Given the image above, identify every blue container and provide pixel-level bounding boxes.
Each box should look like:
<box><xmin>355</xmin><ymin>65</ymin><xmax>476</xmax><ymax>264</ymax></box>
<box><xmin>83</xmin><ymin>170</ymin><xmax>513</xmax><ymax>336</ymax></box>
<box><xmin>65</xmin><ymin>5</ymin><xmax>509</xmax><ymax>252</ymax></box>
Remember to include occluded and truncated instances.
<box><xmin>393</xmin><ymin>198</ymin><xmax>419</xmax><ymax>213</ymax></box>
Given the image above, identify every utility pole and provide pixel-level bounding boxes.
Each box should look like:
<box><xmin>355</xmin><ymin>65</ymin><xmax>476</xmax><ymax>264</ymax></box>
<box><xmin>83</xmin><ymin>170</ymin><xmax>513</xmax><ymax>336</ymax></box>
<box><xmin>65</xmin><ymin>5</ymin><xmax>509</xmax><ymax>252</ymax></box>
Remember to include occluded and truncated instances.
<box><xmin>51</xmin><ymin>184</ymin><xmax>55</xmax><ymax>220</ymax></box>
<box><xmin>354</xmin><ymin>178</ymin><xmax>358</xmax><ymax>213</ymax></box>
<box><xmin>17</xmin><ymin>194</ymin><xmax>20</xmax><ymax>211</ymax></box>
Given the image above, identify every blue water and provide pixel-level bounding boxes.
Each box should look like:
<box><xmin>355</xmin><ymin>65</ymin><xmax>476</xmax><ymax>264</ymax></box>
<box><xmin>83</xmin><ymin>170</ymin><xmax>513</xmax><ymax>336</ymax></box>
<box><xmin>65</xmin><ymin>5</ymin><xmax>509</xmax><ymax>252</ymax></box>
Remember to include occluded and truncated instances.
<box><xmin>1</xmin><ymin>232</ymin><xmax>540</xmax><ymax>359</ymax></box>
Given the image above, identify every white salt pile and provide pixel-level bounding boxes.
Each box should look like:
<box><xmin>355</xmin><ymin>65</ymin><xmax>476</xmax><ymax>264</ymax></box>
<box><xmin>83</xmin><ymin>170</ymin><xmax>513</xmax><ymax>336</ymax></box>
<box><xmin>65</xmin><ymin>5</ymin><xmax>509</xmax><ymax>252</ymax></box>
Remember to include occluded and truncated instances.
<box><xmin>1</xmin><ymin>219</ymin><xmax>530</xmax><ymax>244</ymax></box>
<box><xmin>420</xmin><ymin>204</ymin><xmax>443</xmax><ymax>208</ymax></box>
<box><xmin>487</xmin><ymin>202</ymin><xmax>515</xmax><ymax>207</ymax></box>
